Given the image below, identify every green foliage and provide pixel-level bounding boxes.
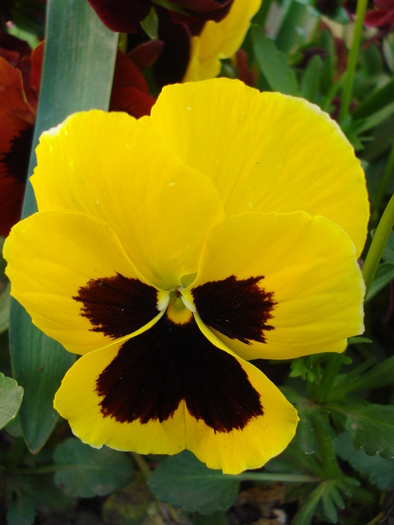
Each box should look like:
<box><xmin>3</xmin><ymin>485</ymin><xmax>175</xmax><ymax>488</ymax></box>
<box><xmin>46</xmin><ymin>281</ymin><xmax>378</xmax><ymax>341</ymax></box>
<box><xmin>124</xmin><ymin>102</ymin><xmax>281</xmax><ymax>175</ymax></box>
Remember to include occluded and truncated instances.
<box><xmin>7</xmin><ymin>495</ymin><xmax>35</xmax><ymax>525</ymax></box>
<box><xmin>148</xmin><ymin>451</ymin><xmax>239</xmax><ymax>514</ymax></box>
<box><xmin>0</xmin><ymin>372</ymin><xmax>23</xmax><ymax>430</ymax></box>
<box><xmin>53</xmin><ymin>438</ymin><xmax>134</xmax><ymax>498</ymax></box>
<box><xmin>9</xmin><ymin>0</ymin><xmax>118</xmax><ymax>454</ymax></box>
<box><xmin>250</xmin><ymin>25</ymin><xmax>299</xmax><ymax>95</ymax></box>
<box><xmin>338</xmin><ymin>404</ymin><xmax>394</xmax><ymax>458</ymax></box>
<box><xmin>336</xmin><ymin>433</ymin><xmax>394</xmax><ymax>490</ymax></box>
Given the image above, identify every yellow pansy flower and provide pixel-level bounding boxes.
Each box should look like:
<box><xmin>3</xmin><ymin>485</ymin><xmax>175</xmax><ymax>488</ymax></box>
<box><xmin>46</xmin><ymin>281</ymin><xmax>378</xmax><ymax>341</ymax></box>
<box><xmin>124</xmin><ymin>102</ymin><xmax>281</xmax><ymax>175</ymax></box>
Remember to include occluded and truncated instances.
<box><xmin>183</xmin><ymin>0</ymin><xmax>262</xmax><ymax>82</ymax></box>
<box><xmin>4</xmin><ymin>78</ymin><xmax>368</xmax><ymax>474</ymax></box>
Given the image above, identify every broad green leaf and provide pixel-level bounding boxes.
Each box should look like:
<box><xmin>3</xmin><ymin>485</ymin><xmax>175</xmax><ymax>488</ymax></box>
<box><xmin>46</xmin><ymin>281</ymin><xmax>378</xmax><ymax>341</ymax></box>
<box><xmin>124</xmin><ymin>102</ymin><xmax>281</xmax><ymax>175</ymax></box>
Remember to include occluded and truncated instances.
<box><xmin>331</xmin><ymin>404</ymin><xmax>394</xmax><ymax>458</ymax></box>
<box><xmin>336</xmin><ymin>433</ymin><xmax>394</xmax><ymax>490</ymax></box>
<box><xmin>9</xmin><ymin>0</ymin><xmax>118</xmax><ymax>453</ymax></box>
<box><xmin>53</xmin><ymin>438</ymin><xmax>134</xmax><ymax>498</ymax></box>
<box><xmin>148</xmin><ymin>451</ymin><xmax>239</xmax><ymax>514</ymax></box>
<box><xmin>300</xmin><ymin>55</ymin><xmax>323</xmax><ymax>103</ymax></box>
<box><xmin>7</xmin><ymin>495</ymin><xmax>35</xmax><ymax>525</ymax></box>
<box><xmin>251</xmin><ymin>25</ymin><xmax>299</xmax><ymax>95</ymax></box>
<box><xmin>0</xmin><ymin>372</ymin><xmax>23</xmax><ymax>430</ymax></box>
<box><xmin>365</xmin><ymin>262</ymin><xmax>394</xmax><ymax>301</ymax></box>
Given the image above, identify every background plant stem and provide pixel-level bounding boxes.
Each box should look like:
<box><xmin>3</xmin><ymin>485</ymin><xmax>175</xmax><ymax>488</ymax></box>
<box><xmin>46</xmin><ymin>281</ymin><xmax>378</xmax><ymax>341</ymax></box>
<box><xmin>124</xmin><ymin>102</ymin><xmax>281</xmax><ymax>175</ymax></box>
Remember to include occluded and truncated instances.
<box><xmin>338</xmin><ymin>0</ymin><xmax>368</xmax><ymax>122</ymax></box>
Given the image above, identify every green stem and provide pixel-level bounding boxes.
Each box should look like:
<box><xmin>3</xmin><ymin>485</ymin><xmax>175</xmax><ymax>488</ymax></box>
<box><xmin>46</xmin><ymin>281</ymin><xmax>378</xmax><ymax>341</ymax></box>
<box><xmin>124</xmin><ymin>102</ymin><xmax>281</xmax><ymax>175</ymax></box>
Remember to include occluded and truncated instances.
<box><xmin>338</xmin><ymin>0</ymin><xmax>368</xmax><ymax>122</ymax></box>
<box><xmin>314</xmin><ymin>423</ymin><xmax>342</xmax><ymax>478</ymax></box>
<box><xmin>131</xmin><ymin>452</ymin><xmax>151</xmax><ymax>480</ymax></box>
<box><xmin>314</xmin><ymin>353</ymin><xmax>344</xmax><ymax>404</ymax></box>
<box><xmin>234</xmin><ymin>472</ymin><xmax>319</xmax><ymax>483</ymax></box>
<box><xmin>366</xmin><ymin>512</ymin><xmax>385</xmax><ymax>525</ymax></box>
<box><xmin>372</xmin><ymin>140</ymin><xmax>394</xmax><ymax>223</ymax></box>
<box><xmin>363</xmin><ymin>192</ymin><xmax>394</xmax><ymax>295</ymax></box>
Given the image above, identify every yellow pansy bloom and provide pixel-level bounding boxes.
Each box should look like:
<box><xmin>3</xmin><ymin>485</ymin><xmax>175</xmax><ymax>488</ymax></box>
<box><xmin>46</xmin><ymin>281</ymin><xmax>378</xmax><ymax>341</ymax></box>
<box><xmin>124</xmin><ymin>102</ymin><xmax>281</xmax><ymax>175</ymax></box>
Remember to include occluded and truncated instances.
<box><xmin>183</xmin><ymin>0</ymin><xmax>262</xmax><ymax>82</ymax></box>
<box><xmin>4</xmin><ymin>78</ymin><xmax>368</xmax><ymax>474</ymax></box>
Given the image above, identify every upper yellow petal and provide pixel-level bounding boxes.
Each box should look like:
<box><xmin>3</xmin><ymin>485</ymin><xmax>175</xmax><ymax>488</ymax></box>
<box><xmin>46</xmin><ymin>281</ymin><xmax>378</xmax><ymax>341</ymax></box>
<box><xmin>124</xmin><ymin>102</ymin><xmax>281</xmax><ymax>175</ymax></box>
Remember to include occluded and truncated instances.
<box><xmin>4</xmin><ymin>210</ymin><xmax>162</xmax><ymax>355</ymax></box>
<box><xmin>182</xmin><ymin>211</ymin><xmax>365</xmax><ymax>360</ymax></box>
<box><xmin>148</xmin><ymin>78</ymin><xmax>369</xmax><ymax>257</ymax></box>
<box><xmin>183</xmin><ymin>0</ymin><xmax>262</xmax><ymax>82</ymax></box>
<box><xmin>32</xmin><ymin>110</ymin><xmax>224</xmax><ymax>289</ymax></box>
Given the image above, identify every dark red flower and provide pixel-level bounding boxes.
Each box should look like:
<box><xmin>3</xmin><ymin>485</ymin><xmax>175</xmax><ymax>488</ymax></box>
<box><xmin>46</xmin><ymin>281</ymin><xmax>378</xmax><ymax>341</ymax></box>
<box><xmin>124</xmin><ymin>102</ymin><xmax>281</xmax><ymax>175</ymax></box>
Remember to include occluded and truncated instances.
<box><xmin>0</xmin><ymin>32</ymin><xmax>155</xmax><ymax>237</ymax></box>
<box><xmin>0</xmin><ymin>33</ymin><xmax>41</xmax><ymax>238</ymax></box>
<box><xmin>364</xmin><ymin>0</ymin><xmax>394</xmax><ymax>28</ymax></box>
<box><xmin>87</xmin><ymin>0</ymin><xmax>233</xmax><ymax>34</ymax></box>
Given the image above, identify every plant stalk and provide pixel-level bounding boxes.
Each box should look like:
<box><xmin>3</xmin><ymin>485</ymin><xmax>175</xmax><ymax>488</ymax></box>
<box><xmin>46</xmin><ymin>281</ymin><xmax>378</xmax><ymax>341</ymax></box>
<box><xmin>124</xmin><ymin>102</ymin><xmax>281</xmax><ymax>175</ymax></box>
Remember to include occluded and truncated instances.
<box><xmin>338</xmin><ymin>0</ymin><xmax>368</xmax><ymax>122</ymax></box>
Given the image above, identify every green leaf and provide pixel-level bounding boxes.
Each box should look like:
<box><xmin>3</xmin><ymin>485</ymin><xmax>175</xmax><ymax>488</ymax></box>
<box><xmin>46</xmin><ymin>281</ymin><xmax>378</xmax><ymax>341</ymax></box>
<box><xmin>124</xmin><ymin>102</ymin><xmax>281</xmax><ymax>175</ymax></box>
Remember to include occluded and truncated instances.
<box><xmin>331</xmin><ymin>356</ymin><xmax>394</xmax><ymax>399</ymax></box>
<box><xmin>251</xmin><ymin>25</ymin><xmax>299</xmax><ymax>95</ymax></box>
<box><xmin>140</xmin><ymin>6</ymin><xmax>158</xmax><ymax>40</ymax></box>
<box><xmin>275</xmin><ymin>0</ymin><xmax>310</xmax><ymax>54</ymax></box>
<box><xmin>365</xmin><ymin>262</ymin><xmax>394</xmax><ymax>301</ymax></box>
<box><xmin>0</xmin><ymin>281</ymin><xmax>10</xmax><ymax>334</ymax></box>
<box><xmin>53</xmin><ymin>438</ymin><xmax>134</xmax><ymax>497</ymax></box>
<box><xmin>292</xmin><ymin>483</ymin><xmax>326</xmax><ymax>525</ymax></box>
<box><xmin>353</xmin><ymin>77</ymin><xmax>394</xmax><ymax>120</ymax></box>
<box><xmin>300</xmin><ymin>55</ymin><xmax>323</xmax><ymax>103</ymax></box>
<box><xmin>0</xmin><ymin>372</ymin><xmax>24</xmax><ymax>430</ymax></box>
<box><xmin>331</xmin><ymin>404</ymin><xmax>394</xmax><ymax>458</ymax></box>
<box><xmin>148</xmin><ymin>451</ymin><xmax>239</xmax><ymax>514</ymax></box>
<box><xmin>380</xmin><ymin>230</ymin><xmax>394</xmax><ymax>263</ymax></box>
<box><xmin>7</xmin><ymin>495</ymin><xmax>35</xmax><ymax>525</ymax></box>
<box><xmin>336</xmin><ymin>433</ymin><xmax>394</xmax><ymax>490</ymax></box>
<box><xmin>9</xmin><ymin>0</ymin><xmax>118</xmax><ymax>453</ymax></box>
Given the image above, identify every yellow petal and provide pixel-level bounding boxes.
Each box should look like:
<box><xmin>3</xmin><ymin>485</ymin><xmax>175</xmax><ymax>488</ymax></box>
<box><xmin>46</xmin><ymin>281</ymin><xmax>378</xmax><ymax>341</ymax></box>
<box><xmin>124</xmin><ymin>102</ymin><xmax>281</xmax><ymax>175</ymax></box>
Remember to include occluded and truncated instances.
<box><xmin>182</xmin><ymin>212</ymin><xmax>365</xmax><ymax>360</ymax></box>
<box><xmin>54</xmin><ymin>312</ymin><xmax>298</xmax><ymax>474</ymax></box>
<box><xmin>32</xmin><ymin>110</ymin><xmax>224</xmax><ymax>289</ymax></box>
<box><xmin>4</xmin><ymin>210</ymin><xmax>162</xmax><ymax>355</ymax></box>
<box><xmin>183</xmin><ymin>0</ymin><xmax>262</xmax><ymax>82</ymax></box>
<box><xmin>149</xmin><ymin>78</ymin><xmax>369</xmax><ymax>256</ymax></box>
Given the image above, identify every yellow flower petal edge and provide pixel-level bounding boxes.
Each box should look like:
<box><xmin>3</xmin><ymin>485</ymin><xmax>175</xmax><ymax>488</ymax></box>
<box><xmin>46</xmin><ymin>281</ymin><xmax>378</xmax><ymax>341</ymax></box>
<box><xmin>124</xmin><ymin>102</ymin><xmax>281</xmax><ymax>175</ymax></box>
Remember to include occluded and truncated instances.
<box><xmin>148</xmin><ymin>78</ymin><xmax>369</xmax><ymax>257</ymax></box>
<box><xmin>31</xmin><ymin>110</ymin><xmax>225</xmax><ymax>289</ymax></box>
<box><xmin>182</xmin><ymin>211</ymin><xmax>365</xmax><ymax>360</ymax></box>
<box><xmin>54</xmin><ymin>320</ymin><xmax>298</xmax><ymax>474</ymax></box>
<box><xmin>183</xmin><ymin>0</ymin><xmax>262</xmax><ymax>82</ymax></box>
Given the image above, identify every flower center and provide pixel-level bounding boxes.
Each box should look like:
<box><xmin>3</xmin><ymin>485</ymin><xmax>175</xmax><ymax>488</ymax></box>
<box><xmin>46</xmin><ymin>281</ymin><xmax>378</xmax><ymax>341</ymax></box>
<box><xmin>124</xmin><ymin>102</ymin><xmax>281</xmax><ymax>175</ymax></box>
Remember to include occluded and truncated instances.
<box><xmin>166</xmin><ymin>289</ymin><xmax>193</xmax><ymax>325</ymax></box>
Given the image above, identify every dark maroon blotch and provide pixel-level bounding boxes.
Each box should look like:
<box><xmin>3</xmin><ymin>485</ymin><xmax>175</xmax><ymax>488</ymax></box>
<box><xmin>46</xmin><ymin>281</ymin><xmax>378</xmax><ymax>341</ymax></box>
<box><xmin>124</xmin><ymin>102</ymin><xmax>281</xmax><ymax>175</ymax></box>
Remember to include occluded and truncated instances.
<box><xmin>73</xmin><ymin>273</ymin><xmax>158</xmax><ymax>339</ymax></box>
<box><xmin>192</xmin><ymin>275</ymin><xmax>276</xmax><ymax>345</ymax></box>
<box><xmin>96</xmin><ymin>314</ymin><xmax>263</xmax><ymax>432</ymax></box>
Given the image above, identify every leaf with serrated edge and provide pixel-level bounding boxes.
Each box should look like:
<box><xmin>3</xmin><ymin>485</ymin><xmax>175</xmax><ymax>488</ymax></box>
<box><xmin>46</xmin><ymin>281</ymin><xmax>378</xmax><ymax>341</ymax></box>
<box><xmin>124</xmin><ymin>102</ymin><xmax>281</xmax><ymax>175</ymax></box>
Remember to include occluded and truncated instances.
<box><xmin>335</xmin><ymin>404</ymin><xmax>394</xmax><ymax>458</ymax></box>
<box><xmin>336</xmin><ymin>432</ymin><xmax>394</xmax><ymax>490</ymax></box>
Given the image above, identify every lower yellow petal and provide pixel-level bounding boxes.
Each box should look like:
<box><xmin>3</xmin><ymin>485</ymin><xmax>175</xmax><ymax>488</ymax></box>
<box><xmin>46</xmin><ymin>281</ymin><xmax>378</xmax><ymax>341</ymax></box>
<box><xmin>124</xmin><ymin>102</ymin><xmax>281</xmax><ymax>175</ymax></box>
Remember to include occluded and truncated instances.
<box><xmin>55</xmin><ymin>312</ymin><xmax>298</xmax><ymax>474</ymax></box>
